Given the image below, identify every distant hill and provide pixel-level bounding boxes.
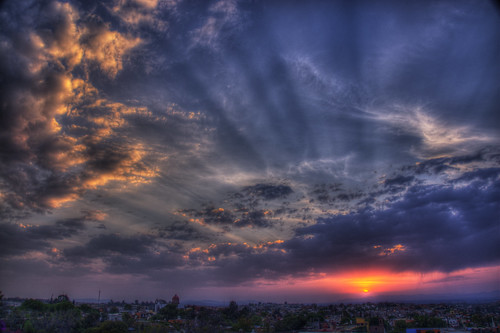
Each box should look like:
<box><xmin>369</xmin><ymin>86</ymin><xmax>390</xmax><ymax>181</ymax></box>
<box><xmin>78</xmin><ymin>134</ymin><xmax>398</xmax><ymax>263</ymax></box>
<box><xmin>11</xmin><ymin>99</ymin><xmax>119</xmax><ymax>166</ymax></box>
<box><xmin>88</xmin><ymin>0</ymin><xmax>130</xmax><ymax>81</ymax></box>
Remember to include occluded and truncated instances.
<box><xmin>336</xmin><ymin>290</ymin><xmax>500</xmax><ymax>304</ymax></box>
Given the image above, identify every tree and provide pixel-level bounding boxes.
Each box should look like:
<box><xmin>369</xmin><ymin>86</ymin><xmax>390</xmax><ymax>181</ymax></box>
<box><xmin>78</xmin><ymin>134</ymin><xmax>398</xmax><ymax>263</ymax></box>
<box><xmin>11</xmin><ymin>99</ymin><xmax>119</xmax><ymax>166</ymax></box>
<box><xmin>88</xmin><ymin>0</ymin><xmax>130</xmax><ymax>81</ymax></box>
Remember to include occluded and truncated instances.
<box><xmin>23</xmin><ymin>320</ymin><xmax>36</xmax><ymax>333</ymax></box>
<box><xmin>79</xmin><ymin>304</ymin><xmax>93</xmax><ymax>313</ymax></box>
<box><xmin>233</xmin><ymin>316</ymin><xmax>253</xmax><ymax>332</ymax></box>
<box><xmin>275</xmin><ymin>313</ymin><xmax>308</xmax><ymax>331</ymax></box>
<box><xmin>393</xmin><ymin>320</ymin><xmax>408</xmax><ymax>333</ymax></box>
<box><xmin>21</xmin><ymin>298</ymin><xmax>47</xmax><ymax>312</ymax></box>
<box><xmin>122</xmin><ymin>312</ymin><xmax>135</xmax><ymax>327</ymax></box>
<box><xmin>410</xmin><ymin>315</ymin><xmax>446</xmax><ymax>328</ymax></box>
<box><xmin>156</xmin><ymin>303</ymin><xmax>178</xmax><ymax>320</ymax></box>
<box><xmin>86</xmin><ymin>320</ymin><xmax>128</xmax><ymax>333</ymax></box>
<box><xmin>16</xmin><ymin>306</ymin><xmax>83</xmax><ymax>333</ymax></box>
<box><xmin>0</xmin><ymin>291</ymin><xmax>5</xmax><ymax>318</ymax></box>
<box><xmin>195</xmin><ymin>306</ymin><xmax>224</xmax><ymax>331</ymax></box>
<box><xmin>224</xmin><ymin>300</ymin><xmax>239</xmax><ymax>321</ymax></box>
<box><xmin>82</xmin><ymin>311</ymin><xmax>101</xmax><ymax>330</ymax></box>
<box><xmin>52</xmin><ymin>300</ymin><xmax>75</xmax><ymax>312</ymax></box>
<box><xmin>5</xmin><ymin>308</ymin><xmax>24</xmax><ymax>331</ymax></box>
<box><xmin>471</xmin><ymin>314</ymin><xmax>488</xmax><ymax>327</ymax></box>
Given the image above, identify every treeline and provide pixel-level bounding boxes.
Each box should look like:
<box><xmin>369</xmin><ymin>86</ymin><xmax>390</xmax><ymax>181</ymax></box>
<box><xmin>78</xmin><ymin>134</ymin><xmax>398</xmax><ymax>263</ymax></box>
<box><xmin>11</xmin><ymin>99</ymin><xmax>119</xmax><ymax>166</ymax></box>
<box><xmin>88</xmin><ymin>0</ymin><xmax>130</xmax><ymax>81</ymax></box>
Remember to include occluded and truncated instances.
<box><xmin>4</xmin><ymin>298</ymin><xmax>105</xmax><ymax>332</ymax></box>
<box><xmin>1</xmin><ymin>298</ymin><xmax>326</xmax><ymax>333</ymax></box>
<box><xmin>151</xmin><ymin>300</ymin><xmax>325</xmax><ymax>332</ymax></box>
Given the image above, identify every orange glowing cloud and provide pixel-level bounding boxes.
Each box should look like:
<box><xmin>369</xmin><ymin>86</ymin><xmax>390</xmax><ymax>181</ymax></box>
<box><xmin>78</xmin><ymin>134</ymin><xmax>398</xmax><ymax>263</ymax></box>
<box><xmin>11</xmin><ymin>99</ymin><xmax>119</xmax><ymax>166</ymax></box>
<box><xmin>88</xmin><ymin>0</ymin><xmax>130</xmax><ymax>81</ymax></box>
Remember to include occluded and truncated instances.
<box><xmin>185</xmin><ymin>240</ymin><xmax>288</xmax><ymax>265</ymax></box>
<box><xmin>375</xmin><ymin>244</ymin><xmax>406</xmax><ymax>256</ymax></box>
<box><xmin>82</xmin><ymin>28</ymin><xmax>141</xmax><ymax>78</ymax></box>
<box><xmin>0</xmin><ymin>0</ymin><xmax>156</xmax><ymax>212</ymax></box>
<box><xmin>83</xmin><ymin>145</ymin><xmax>158</xmax><ymax>189</ymax></box>
<box><xmin>85</xmin><ymin>210</ymin><xmax>108</xmax><ymax>221</ymax></box>
<box><xmin>44</xmin><ymin>193</ymin><xmax>80</xmax><ymax>209</ymax></box>
<box><xmin>110</xmin><ymin>0</ymin><xmax>168</xmax><ymax>32</ymax></box>
<box><xmin>29</xmin><ymin>1</ymin><xmax>142</xmax><ymax>79</ymax></box>
<box><xmin>43</xmin><ymin>2</ymin><xmax>83</xmax><ymax>70</ymax></box>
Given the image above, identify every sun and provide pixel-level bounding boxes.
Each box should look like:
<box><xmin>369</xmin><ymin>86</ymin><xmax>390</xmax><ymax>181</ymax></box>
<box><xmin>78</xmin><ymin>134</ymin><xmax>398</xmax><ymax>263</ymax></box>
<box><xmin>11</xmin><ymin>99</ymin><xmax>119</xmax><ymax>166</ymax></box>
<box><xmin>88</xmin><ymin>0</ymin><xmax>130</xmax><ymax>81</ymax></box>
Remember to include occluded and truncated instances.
<box><xmin>363</xmin><ymin>289</ymin><xmax>369</xmax><ymax>293</ymax></box>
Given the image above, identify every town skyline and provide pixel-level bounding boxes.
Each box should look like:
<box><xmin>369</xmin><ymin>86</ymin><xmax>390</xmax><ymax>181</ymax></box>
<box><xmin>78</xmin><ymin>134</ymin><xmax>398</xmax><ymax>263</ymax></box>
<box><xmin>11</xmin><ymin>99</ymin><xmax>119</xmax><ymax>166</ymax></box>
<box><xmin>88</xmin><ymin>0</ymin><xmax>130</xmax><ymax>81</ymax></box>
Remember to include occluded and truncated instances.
<box><xmin>3</xmin><ymin>291</ymin><xmax>498</xmax><ymax>332</ymax></box>
<box><xmin>4</xmin><ymin>291</ymin><xmax>500</xmax><ymax>307</ymax></box>
<box><xmin>1</xmin><ymin>0</ymin><xmax>499</xmax><ymax>303</ymax></box>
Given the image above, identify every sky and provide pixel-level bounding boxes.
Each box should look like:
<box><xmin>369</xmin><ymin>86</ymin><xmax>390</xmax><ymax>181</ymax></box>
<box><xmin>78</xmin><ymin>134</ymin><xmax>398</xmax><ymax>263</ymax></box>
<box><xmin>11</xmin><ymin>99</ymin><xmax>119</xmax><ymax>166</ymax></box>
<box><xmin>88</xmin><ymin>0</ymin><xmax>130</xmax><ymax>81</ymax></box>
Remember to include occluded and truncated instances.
<box><xmin>0</xmin><ymin>0</ymin><xmax>499</xmax><ymax>304</ymax></box>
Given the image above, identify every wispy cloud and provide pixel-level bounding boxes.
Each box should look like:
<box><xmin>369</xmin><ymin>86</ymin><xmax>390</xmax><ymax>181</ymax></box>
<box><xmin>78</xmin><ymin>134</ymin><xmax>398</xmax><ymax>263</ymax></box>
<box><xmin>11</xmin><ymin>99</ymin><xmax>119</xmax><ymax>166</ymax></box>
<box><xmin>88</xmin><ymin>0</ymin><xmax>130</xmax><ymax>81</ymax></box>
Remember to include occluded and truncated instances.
<box><xmin>190</xmin><ymin>0</ymin><xmax>242</xmax><ymax>50</ymax></box>
<box><xmin>108</xmin><ymin>0</ymin><xmax>170</xmax><ymax>32</ymax></box>
<box><xmin>366</xmin><ymin>105</ymin><xmax>497</xmax><ymax>158</ymax></box>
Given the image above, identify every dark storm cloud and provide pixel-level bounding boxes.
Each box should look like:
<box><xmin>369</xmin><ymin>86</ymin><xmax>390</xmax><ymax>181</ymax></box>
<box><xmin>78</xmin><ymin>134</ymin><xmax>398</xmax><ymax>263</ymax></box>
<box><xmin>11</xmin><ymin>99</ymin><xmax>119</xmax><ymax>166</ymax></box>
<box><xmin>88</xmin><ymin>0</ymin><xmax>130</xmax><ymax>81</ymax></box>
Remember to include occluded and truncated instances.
<box><xmin>453</xmin><ymin>168</ymin><xmax>500</xmax><ymax>183</ymax></box>
<box><xmin>54</xmin><ymin>218</ymin><xmax>86</xmax><ymax>232</ymax></box>
<box><xmin>62</xmin><ymin>233</ymin><xmax>185</xmax><ymax>274</ymax></box>
<box><xmin>6</xmin><ymin>152</ymin><xmax>496</xmax><ymax>288</ymax></box>
<box><xmin>103</xmin><ymin>251</ymin><xmax>184</xmax><ymax>275</ymax></box>
<box><xmin>234</xmin><ymin>210</ymin><xmax>272</xmax><ymax>228</ymax></box>
<box><xmin>383</xmin><ymin>175</ymin><xmax>414</xmax><ymax>187</ymax></box>
<box><xmin>371</xmin><ymin>148</ymin><xmax>500</xmax><ymax>201</ymax></box>
<box><xmin>64</xmin><ymin>234</ymin><xmax>155</xmax><ymax>259</ymax></box>
<box><xmin>242</xmin><ymin>184</ymin><xmax>293</xmax><ymax>200</ymax></box>
<box><xmin>179</xmin><ymin>205</ymin><xmax>274</xmax><ymax>229</ymax></box>
<box><xmin>0</xmin><ymin>224</ymin><xmax>52</xmax><ymax>257</ymax></box>
<box><xmin>409</xmin><ymin>146</ymin><xmax>500</xmax><ymax>175</ymax></box>
<box><xmin>171</xmin><ymin>169</ymin><xmax>499</xmax><ymax>285</ymax></box>
<box><xmin>156</xmin><ymin>221</ymin><xmax>209</xmax><ymax>241</ymax></box>
<box><xmin>310</xmin><ymin>184</ymin><xmax>342</xmax><ymax>203</ymax></box>
<box><xmin>285</xmin><ymin>177</ymin><xmax>500</xmax><ymax>274</ymax></box>
<box><xmin>174</xmin><ymin>183</ymin><xmax>296</xmax><ymax>229</ymax></box>
<box><xmin>0</xmin><ymin>208</ymin><xmax>107</xmax><ymax>259</ymax></box>
<box><xmin>180</xmin><ymin>206</ymin><xmax>235</xmax><ymax>226</ymax></box>
<box><xmin>0</xmin><ymin>258</ymin><xmax>76</xmax><ymax>284</ymax></box>
<box><xmin>0</xmin><ymin>218</ymin><xmax>87</xmax><ymax>257</ymax></box>
<box><xmin>181</xmin><ymin>240</ymin><xmax>290</xmax><ymax>285</ymax></box>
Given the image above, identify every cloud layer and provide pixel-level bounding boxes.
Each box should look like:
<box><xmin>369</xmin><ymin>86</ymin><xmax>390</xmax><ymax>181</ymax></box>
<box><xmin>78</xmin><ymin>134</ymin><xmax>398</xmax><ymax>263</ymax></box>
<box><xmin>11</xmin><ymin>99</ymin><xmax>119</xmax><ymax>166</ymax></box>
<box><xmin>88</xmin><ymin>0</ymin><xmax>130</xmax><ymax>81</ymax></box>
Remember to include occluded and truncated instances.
<box><xmin>1</xmin><ymin>0</ymin><xmax>499</xmax><ymax>301</ymax></box>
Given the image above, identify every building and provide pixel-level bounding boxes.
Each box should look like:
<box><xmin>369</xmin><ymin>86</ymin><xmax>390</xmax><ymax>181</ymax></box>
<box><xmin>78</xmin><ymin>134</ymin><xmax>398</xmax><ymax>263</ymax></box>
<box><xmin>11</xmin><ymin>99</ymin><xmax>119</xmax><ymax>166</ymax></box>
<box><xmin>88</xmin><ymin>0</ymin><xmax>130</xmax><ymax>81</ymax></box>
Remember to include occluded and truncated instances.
<box><xmin>55</xmin><ymin>294</ymin><xmax>70</xmax><ymax>303</ymax></box>
<box><xmin>357</xmin><ymin>318</ymin><xmax>367</xmax><ymax>327</ymax></box>
<box><xmin>369</xmin><ymin>318</ymin><xmax>385</xmax><ymax>333</ymax></box>
<box><xmin>154</xmin><ymin>299</ymin><xmax>167</xmax><ymax>313</ymax></box>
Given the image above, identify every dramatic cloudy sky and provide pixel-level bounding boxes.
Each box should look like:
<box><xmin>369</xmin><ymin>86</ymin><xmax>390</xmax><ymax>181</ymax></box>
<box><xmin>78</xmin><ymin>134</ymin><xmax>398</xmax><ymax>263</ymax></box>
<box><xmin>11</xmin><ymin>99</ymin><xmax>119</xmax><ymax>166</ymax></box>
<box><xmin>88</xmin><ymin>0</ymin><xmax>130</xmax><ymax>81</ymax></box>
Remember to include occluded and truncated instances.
<box><xmin>1</xmin><ymin>0</ymin><xmax>499</xmax><ymax>303</ymax></box>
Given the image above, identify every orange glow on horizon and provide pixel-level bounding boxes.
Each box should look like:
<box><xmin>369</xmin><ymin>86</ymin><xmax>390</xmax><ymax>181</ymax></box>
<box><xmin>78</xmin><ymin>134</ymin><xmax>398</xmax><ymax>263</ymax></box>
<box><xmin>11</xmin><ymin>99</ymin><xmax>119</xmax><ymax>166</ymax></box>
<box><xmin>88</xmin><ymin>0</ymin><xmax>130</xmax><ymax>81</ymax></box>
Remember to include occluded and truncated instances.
<box><xmin>218</xmin><ymin>265</ymin><xmax>500</xmax><ymax>302</ymax></box>
<box><xmin>340</xmin><ymin>274</ymin><xmax>400</xmax><ymax>294</ymax></box>
<box><xmin>290</xmin><ymin>266</ymin><xmax>500</xmax><ymax>296</ymax></box>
